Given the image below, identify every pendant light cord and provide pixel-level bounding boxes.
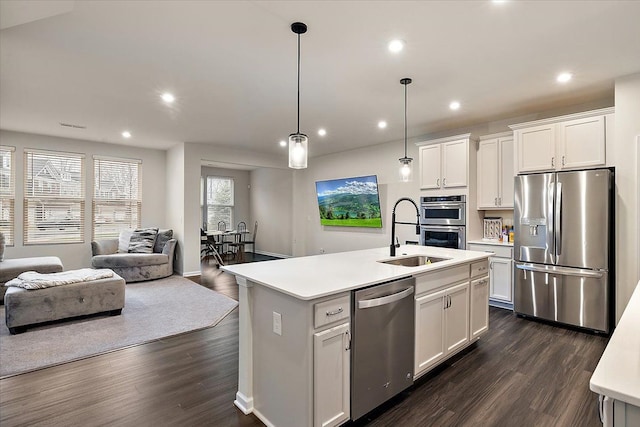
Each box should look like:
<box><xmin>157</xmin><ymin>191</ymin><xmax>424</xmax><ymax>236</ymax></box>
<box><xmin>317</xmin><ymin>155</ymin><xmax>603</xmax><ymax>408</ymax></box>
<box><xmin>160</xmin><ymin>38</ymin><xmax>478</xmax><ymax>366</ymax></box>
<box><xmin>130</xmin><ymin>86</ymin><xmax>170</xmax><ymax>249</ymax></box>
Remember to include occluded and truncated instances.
<box><xmin>297</xmin><ymin>32</ymin><xmax>301</xmax><ymax>134</ymax></box>
<box><xmin>404</xmin><ymin>82</ymin><xmax>408</xmax><ymax>158</ymax></box>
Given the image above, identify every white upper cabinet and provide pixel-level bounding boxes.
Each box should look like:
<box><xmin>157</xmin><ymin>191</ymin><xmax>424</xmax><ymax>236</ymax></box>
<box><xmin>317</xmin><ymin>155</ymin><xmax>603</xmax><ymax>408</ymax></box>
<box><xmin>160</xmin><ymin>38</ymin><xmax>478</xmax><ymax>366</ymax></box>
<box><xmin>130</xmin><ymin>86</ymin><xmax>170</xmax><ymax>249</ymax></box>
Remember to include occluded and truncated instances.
<box><xmin>557</xmin><ymin>115</ymin><xmax>606</xmax><ymax>169</ymax></box>
<box><xmin>510</xmin><ymin>108</ymin><xmax>613</xmax><ymax>174</ymax></box>
<box><xmin>417</xmin><ymin>134</ymin><xmax>473</xmax><ymax>191</ymax></box>
<box><xmin>477</xmin><ymin>133</ymin><xmax>514</xmax><ymax>209</ymax></box>
<box><xmin>419</xmin><ymin>144</ymin><xmax>442</xmax><ymax>190</ymax></box>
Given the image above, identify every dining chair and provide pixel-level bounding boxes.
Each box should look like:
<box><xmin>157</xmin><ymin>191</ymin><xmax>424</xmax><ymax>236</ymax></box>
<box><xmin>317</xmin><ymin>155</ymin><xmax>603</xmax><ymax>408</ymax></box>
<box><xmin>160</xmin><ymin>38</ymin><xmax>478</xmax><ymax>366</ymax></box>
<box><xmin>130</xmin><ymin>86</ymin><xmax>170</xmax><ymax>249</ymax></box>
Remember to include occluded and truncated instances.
<box><xmin>243</xmin><ymin>221</ymin><xmax>257</xmax><ymax>254</ymax></box>
<box><xmin>200</xmin><ymin>228</ymin><xmax>224</xmax><ymax>265</ymax></box>
<box><xmin>228</xmin><ymin>221</ymin><xmax>247</xmax><ymax>262</ymax></box>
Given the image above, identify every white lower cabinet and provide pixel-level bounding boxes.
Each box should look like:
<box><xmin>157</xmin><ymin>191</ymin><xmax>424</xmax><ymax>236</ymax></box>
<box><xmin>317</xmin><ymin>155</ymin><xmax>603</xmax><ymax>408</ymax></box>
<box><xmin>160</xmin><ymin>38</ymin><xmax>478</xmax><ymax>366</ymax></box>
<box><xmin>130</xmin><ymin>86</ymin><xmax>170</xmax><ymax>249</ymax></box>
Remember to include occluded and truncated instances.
<box><xmin>489</xmin><ymin>256</ymin><xmax>512</xmax><ymax>303</ymax></box>
<box><xmin>470</xmin><ymin>275</ymin><xmax>490</xmax><ymax>339</ymax></box>
<box><xmin>415</xmin><ymin>281</ymin><xmax>470</xmax><ymax>376</ymax></box>
<box><xmin>314</xmin><ymin>322</ymin><xmax>350</xmax><ymax>427</ymax></box>
<box><xmin>468</xmin><ymin>243</ymin><xmax>514</xmax><ymax>309</ymax></box>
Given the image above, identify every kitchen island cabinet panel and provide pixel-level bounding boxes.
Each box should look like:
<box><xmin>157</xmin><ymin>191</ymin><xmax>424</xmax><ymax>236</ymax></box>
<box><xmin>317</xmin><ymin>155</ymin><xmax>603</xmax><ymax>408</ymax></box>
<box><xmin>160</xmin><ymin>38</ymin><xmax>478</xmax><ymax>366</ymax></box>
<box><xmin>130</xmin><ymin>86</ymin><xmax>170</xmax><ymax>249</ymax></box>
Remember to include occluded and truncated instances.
<box><xmin>470</xmin><ymin>275</ymin><xmax>490</xmax><ymax>339</ymax></box>
<box><xmin>314</xmin><ymin>323</ymin><xmax>350</xmax><ymax>427</ymax></box>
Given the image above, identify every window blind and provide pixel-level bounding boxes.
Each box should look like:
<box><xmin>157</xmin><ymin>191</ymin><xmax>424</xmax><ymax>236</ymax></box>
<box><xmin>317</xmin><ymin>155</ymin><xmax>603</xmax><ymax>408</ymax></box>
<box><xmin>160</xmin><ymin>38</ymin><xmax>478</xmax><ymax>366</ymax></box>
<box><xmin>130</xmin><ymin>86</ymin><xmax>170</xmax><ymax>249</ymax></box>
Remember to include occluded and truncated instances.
<box><xmin>24</xmin><ymin>149</ymin><xmax>85</xmax><ymax>244</ymax></box>
<box><xmin>206</xmin><ymin>176</ymin><xmax>234</xmax><ymax>230</ymax></box>
<box><xmin>93</xmin><ymin>156</ymin><xmax>141</xmax><ymax>239</ymax></box>
<box><xmin>0</xmin><ymin>146</ymin><xmax>15</xmax><ymax>245</ymax></box>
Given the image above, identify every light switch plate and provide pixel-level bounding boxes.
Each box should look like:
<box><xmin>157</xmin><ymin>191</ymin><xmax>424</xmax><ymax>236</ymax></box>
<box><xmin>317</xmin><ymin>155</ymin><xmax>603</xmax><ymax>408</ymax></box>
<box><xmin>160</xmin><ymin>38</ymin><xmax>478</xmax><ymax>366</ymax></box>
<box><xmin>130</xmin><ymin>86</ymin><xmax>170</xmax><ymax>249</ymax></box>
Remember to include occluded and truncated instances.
<box><xmin>273</xmin><ymin>312</ymin><xmax>282</xmax><ymax>336</ymax></box>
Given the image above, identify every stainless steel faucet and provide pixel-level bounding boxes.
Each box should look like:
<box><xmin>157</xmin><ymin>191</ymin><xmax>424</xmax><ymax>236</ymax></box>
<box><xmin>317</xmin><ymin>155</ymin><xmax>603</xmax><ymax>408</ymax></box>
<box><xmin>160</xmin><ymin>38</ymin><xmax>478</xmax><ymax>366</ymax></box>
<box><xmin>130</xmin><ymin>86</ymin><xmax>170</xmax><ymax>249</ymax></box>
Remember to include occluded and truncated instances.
<box><xmin>390</xmin><ymin>197</ymin><xmax>420</xmax><ymax>256</ymax></box>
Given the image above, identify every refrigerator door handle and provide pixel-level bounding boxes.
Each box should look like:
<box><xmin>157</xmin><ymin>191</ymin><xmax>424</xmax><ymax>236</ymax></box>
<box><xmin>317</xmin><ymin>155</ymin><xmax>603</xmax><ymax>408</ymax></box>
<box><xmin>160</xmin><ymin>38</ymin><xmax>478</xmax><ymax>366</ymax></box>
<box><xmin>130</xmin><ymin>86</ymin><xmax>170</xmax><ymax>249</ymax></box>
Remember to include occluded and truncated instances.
<box><xmin>515</xmin><ymin>262</ymin><xmax>604</xmax><ymax>278</ymax></box>
<box><xmin>555</xmin><ymin>182</ymin><xmax>563</xmax><ymax>260</ymax></box>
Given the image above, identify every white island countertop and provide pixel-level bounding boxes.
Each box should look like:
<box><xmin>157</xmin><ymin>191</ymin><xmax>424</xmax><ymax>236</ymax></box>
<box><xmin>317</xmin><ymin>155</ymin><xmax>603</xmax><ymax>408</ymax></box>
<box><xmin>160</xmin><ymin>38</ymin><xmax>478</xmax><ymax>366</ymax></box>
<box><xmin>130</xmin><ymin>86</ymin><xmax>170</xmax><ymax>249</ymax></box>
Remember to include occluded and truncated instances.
<box><xmin>221</xmin><ymin>245</ymin><xmax>490</xmax><ymax>300</ymax></box>
<box><xmin>590</xmin><ymin>280</ymin><xmax>640</xmax><ymax>407</ymax></box>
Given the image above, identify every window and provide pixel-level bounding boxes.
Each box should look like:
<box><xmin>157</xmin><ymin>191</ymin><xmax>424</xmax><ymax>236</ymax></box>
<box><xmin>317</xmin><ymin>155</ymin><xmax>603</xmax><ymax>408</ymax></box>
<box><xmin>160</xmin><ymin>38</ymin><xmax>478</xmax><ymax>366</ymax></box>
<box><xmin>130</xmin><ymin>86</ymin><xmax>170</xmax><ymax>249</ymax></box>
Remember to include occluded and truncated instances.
<box><xmin>93</xmin><ymin>156</ymin><xmax>141</xmax><ymax>239</ymax></box>
<box><xmin>206</xmin><ymin>176</ymin><xmax>234</xmax><ymax>229</ymax></box>
<box><xmin>24</xmin><ymin>149</ymin><xmax>85</xmax><ymax>244</ymax></box>
<box><xmin>0</xmin><ymin>146</ymin><xmax>15</xmax><ymax>245</ymax></box>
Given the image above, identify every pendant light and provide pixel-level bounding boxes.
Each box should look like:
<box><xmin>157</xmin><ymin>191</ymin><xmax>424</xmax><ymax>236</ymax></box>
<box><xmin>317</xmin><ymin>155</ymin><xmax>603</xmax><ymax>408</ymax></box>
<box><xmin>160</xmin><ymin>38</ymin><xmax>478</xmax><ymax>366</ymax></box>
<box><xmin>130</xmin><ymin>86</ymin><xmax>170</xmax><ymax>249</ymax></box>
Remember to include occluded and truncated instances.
<box><xmin>289</xmin><ymin>22</ymin><xmax>308</xmax><ymax>169</ymax></box>
<box><xmin>399</xmin><ymin>78</ymin><xmax>413</xmax><ymax>182</ymax></box>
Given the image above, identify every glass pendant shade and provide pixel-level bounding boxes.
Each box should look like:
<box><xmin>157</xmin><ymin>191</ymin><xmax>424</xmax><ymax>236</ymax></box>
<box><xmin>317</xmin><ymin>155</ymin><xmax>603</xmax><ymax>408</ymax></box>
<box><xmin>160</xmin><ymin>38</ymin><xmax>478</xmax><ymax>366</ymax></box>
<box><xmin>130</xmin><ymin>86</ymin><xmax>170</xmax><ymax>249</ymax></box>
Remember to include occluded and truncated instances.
<box><xmin>399</xmin><ymin>157</ymin><xmax>413</xmax><ymax>182</ymax></box>
<box><xmin>288</xmin><ymin>133</ymin><xmax>308</xmax><ymax>169</ymax></box>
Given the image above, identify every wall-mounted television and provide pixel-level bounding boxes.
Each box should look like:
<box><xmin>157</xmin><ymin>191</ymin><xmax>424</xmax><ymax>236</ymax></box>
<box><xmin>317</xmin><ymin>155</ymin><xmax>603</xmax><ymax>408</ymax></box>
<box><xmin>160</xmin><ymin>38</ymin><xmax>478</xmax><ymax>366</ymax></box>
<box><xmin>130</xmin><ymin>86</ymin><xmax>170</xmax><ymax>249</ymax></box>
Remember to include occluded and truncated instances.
<box><xmin>315</xmin><ymin>175</ymin><xmax>382</xmax><ymax>228</ymax></box>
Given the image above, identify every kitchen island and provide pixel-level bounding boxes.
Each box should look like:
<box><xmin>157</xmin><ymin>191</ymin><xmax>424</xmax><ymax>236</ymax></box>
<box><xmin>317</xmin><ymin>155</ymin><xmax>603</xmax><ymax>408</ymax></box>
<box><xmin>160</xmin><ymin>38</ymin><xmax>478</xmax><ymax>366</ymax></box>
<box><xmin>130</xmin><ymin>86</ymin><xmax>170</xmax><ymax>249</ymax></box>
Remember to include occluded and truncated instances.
<box><xmin>590</xmin><ymin>280</ymin><xmax>640</xmax><ymax>426</ymax></box>
<box><xmin>222</xmin><ymin>245</ymin><xmax>491</xmax><ymax>427</ymax></box>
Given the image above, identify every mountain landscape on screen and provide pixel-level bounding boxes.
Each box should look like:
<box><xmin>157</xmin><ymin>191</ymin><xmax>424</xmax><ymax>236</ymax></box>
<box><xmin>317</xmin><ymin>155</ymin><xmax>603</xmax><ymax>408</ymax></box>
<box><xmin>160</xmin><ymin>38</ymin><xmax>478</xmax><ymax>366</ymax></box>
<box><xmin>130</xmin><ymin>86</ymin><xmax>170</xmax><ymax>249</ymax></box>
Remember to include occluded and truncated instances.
<box><xmin>315</xmin><ymin>175</ymin><xmax>382</xmax><ymax>228</ymax></box>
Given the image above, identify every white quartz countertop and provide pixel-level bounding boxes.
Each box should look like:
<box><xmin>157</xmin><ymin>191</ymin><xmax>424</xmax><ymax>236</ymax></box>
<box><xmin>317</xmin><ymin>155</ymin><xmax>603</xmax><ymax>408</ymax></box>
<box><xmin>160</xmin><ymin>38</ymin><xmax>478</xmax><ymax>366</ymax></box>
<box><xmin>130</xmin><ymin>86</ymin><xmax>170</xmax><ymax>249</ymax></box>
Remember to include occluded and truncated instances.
<box><xmin>467</xmin><ymin>239</ymin><xmax>514</xmax><ymax>247</ymax></box>
<box><xmin>221</xmin><ymin>245</ymin><xmax>490</xmax><ymax>300</ymax></box>
<box><xmin>590</xmin><ymin>280</ymin><xmax>640</xmax><ymax>406</ymax></box>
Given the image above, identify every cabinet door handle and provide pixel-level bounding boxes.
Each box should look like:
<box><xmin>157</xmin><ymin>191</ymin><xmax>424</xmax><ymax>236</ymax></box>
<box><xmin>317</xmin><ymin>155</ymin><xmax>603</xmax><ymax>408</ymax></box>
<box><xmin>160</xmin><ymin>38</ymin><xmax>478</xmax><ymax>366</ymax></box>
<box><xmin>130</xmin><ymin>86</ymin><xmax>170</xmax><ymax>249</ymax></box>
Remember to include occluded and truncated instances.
<box><xmin>345</xmin><ymin>330</ymin><xmax>351</xmax><ymax>351</ymax></box>
<box><xmin>326</xmin><ymin>307</ymin><xmax>343</xmax><ymax>316</ymax></box>
<box><xmin>498</xmin><ymin>197</ymin><xmax>501</xmax><ymax>205</ymax></box>
<box><xmin>494</xmin><ymin>197</ymin><xmax>497</xmax><ymax>206</ymax></box>
<box><xmin>562</xmin><ymin>155</ymin><xmax>565</xmax><ymax>166</ymax></box>
<box><xmin>436</xmin><ymin>178</ymin><xmax>440</xmax><ymax>187</ymax></box>
<box><xmin>551</xmin><ymin>157</ymin><xmax>555</xmax><ymax>167</ymax></box>
<box><xmin>443</xmin><ymin>177</ymin><xmax>447</xmax><ymax>186</ymax></box>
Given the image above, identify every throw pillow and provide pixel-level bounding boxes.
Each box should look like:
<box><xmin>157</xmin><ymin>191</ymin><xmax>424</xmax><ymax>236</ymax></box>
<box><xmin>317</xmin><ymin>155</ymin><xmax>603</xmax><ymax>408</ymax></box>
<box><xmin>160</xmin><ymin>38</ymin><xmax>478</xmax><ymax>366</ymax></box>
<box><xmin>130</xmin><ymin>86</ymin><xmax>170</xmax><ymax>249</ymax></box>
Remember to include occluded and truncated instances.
<box><xmin>128</xmin><ymin>227</ymin><xmax>159</xmax><ymax>254</ymax></box>
<box><xmin>153</xmin><ymin>229</ymin><xmax>173</xmax><ymax>253</ymax></box>
<box><xmin>117</xmin><ymin>229</ymin><xmax>134</xmax><ymax>253</ymax></box>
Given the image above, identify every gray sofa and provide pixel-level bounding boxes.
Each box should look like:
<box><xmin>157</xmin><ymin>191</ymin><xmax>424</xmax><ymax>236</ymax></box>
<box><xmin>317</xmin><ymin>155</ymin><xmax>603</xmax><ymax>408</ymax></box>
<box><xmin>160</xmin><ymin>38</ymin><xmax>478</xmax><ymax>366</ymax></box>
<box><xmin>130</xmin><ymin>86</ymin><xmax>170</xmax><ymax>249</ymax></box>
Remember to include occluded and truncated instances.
<box><xmin>91</xmin><ymin>229</ymin><xmax>176</xmax><ymax>283</ymax></box>
<box><xmin>1</xmin><ymin>256</ymin><xmax>64</xmax><ymax>303</ymax></box>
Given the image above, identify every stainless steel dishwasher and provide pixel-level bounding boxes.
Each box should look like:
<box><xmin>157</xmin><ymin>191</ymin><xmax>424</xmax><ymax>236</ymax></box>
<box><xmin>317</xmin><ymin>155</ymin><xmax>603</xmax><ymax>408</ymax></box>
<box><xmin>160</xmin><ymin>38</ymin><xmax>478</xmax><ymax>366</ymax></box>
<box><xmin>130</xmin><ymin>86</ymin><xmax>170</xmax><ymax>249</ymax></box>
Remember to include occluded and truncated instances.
<box><xmin>351</xmin><ymin>276</ymin><xmax>415</xmax><ymax>420</ymax></box>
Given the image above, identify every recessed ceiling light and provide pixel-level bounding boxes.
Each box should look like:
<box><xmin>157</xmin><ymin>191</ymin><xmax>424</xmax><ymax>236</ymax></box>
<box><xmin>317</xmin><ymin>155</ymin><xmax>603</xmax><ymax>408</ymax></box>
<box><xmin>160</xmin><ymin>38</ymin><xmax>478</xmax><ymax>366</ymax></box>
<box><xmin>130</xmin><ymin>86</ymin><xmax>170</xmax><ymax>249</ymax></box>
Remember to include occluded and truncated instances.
<box><xmin>318</xmin><ymin>128</ymin><xmax>327</xmax><ymax>136</ymax></box>
<box><xmin>388</xmin><ymin>39</ymin><xmax>405</xmax><ymax>53</ymax></box>
<box><xmin>449</xmin><ymin>101</ymin><xmax>461</xmax><ymax>111</ymax></box>
<box><xmin>378</xmin><ymin>120</ymin><xmax>388</xmax><ymax>129</ymax></box>
<box><xmin>279</xmin><ymin>140</ymin><xmax>287</xmax><ymax>147</ymax></box>
<box><xmin>161</xmin><ymin>92</ymin><xmax>175</xmax><ymax>103</ymax></box>
<box><xmin>557</xmin><ymin>72</ymin><xmax>573</xmax><ymax>83</ymax></box>
<box><xmin>122</xmin><ymin>131</ymin><xmax>132</xmax><ymax>138</ymax></box>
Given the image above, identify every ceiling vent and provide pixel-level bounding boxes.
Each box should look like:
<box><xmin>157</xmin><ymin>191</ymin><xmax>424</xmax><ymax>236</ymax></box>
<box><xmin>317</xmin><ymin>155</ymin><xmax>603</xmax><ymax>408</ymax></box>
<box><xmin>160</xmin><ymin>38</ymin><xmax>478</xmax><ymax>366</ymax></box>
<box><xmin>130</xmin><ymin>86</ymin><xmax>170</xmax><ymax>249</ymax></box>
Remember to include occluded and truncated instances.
<box><xmin>59</xmin><ymin>122</ymin><xmax>86</xmax><ymax>129</ymax></box>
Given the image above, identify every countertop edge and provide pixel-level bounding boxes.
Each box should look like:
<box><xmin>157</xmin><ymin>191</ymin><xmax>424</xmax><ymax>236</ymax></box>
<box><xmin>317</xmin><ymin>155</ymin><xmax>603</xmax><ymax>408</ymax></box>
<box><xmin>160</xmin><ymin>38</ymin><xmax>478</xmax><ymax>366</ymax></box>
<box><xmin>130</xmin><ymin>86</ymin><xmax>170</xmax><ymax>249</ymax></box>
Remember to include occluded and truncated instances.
<box><xmin>222</xmin><ymin>246</ymin><xmax>491</xmax><ymax>301</ymax></box>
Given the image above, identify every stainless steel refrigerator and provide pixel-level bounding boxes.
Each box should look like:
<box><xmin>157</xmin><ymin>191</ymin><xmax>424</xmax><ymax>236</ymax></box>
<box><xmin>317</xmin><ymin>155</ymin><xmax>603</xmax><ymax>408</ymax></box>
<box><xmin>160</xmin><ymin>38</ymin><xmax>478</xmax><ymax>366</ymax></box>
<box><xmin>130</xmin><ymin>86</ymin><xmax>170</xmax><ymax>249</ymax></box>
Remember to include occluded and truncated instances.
<box><xmin>514</xmin><ymin>168</ymin><xmax>614</xmax><ymax>333</ymax></box>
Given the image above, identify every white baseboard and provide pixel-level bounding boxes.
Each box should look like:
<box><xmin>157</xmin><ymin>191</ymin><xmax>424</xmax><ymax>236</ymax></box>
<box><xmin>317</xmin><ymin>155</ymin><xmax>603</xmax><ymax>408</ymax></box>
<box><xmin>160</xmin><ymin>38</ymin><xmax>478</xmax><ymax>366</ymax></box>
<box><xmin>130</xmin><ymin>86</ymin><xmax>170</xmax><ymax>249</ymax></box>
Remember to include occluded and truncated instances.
<box><xmin>234</xmin><ymin>391</ymin><xmax>254</xmax><ymax>415</ymax></box>
<box><xmin>254</xmin><ymin>250</ymin><xmax>290</xmax><ymax>259</ymax></box>
<box><xmin>182</xmin><ymin>271</ymin><xmax>201</xmax><ymax>277</ymax></box>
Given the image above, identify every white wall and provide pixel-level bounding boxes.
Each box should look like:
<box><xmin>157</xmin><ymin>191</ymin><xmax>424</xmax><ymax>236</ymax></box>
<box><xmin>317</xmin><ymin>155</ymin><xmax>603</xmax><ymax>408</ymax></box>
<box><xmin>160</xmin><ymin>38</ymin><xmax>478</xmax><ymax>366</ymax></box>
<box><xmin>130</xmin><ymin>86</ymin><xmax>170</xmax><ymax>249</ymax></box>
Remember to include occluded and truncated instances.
<box><xmin>293</xmin><ymin>139</ymin><xmax>422</xmax><ymax>257</ymax></box>
<box><xmin>250</xmin><ymin>167</ymin><xmax>293</xmax><ymax>257</ymax></box>
<box><xmin>166</xmin><ymin>143</ymin><xmax>185</xmax><ymax>274</ymax></box>
<box><xmin>613</xmin><ymin>72</ymin><xmax>640</xmax><ymax>321</ymax></box>
<box><xmin>1</xmin><ymin>130</ymin><xmax>167</xmax><ymax>270</ymax></box>
<box><xmin>178</xmin><ymin>142</ymin><xmax>288</xmax><ymax>275</ymax></box>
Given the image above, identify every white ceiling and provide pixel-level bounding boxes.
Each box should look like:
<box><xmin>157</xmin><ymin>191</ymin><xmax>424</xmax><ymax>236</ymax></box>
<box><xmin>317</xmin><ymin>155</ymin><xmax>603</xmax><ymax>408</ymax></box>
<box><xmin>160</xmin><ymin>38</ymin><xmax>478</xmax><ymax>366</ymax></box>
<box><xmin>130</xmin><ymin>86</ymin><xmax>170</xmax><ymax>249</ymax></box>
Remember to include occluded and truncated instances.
<box><xmin>1</xmin><ymin>1</ymin><xmax>640</xmax><ymax>161</ymax></box>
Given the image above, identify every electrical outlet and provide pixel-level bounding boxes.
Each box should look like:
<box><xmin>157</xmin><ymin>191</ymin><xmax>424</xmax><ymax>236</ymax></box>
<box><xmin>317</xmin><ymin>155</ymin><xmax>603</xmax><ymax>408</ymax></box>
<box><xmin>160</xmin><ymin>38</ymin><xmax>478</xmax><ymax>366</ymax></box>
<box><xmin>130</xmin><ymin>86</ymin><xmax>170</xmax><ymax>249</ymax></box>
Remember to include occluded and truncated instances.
<box><xmin>320</xmin><ymin>248</ymin><xmax>325</xmax><ymax>254</ymax></box>
<box><xmin>273</xmin><ymin>312</ymin><xmax>282</xmax><ymax>336</ymax></box>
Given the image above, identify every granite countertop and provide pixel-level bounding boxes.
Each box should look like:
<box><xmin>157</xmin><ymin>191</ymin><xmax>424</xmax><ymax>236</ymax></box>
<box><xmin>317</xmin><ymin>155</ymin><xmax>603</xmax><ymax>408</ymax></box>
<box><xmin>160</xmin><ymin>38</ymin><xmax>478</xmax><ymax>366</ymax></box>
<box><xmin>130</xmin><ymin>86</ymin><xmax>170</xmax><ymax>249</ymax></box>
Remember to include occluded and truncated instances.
<box><xmin>221</xmin><ymin>245</ymin><xmax>490</xmax><ymax>301</ymax></box>
<box><xmin>590</xmin><ymin>280</ymin><xmax>640</xmax><ymax>406</ymax></box>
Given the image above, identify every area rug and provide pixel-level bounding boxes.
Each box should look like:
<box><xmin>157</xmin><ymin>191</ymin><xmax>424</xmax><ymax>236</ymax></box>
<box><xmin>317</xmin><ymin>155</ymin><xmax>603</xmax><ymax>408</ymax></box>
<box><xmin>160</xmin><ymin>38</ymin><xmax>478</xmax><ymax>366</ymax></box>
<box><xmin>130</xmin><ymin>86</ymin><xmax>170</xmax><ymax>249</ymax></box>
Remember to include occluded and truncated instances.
<box><xmin>0</xmin><ymin>275</ymin><xmax>238</xmax><ymax>378</ymax></box>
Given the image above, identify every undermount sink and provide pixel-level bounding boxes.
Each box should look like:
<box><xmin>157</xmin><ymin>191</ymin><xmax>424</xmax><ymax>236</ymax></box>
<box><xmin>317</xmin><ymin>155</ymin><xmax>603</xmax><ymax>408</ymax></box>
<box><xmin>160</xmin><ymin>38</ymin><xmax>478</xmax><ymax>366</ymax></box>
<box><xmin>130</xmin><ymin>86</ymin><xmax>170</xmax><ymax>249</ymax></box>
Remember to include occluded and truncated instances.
<box><xmin>378</xmin><ymin>255</ymin><xmax>451</xmax><ymax>267</ymax></box>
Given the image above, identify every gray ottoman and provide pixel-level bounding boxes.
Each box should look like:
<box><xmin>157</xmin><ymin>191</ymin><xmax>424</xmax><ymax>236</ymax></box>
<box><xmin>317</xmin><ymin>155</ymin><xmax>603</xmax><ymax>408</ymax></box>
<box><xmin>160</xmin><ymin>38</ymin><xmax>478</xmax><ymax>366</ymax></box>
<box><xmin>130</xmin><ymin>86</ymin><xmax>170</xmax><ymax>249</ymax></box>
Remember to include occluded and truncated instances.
<box><xmin>0</xmin><ymin>256</ymin><xmax>63</xmax><ymax>303</ymax></box>
<box><xmin>4</xmin><ymin>273</ymin><xmax>126</xmax><ymax>334</ymax></box>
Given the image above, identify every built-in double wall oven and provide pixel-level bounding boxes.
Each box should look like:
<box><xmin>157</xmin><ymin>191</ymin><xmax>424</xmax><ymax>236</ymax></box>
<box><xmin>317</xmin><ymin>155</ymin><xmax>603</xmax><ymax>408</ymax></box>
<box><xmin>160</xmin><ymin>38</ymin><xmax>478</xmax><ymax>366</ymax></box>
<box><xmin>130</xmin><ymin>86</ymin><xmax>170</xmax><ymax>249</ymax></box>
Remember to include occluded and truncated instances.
<box><xmin>420</xmin><ymin>195</ymin><xmax>466</xmax><ymax>249</ymax></box>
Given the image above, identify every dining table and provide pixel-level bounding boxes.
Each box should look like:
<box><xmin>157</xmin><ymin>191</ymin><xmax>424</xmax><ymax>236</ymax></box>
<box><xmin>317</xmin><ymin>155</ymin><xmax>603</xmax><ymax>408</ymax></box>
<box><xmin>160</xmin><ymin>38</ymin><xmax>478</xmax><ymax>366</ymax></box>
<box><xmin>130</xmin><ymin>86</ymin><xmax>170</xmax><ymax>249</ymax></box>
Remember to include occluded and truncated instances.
<box><xmin>206</xmin><ymin>229</ymin><xmax>250</xmax><ymax>262</ymax></box>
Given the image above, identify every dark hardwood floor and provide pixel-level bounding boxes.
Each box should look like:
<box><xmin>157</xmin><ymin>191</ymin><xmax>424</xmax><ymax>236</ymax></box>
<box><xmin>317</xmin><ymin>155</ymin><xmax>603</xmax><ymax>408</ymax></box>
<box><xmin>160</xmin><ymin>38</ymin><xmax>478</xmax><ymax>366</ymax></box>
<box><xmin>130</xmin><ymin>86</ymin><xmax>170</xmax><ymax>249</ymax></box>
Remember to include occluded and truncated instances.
<box><xmin>0</xmin><ymin>261</ymin><xmax>608</xmax><ymax>427</ymax></box>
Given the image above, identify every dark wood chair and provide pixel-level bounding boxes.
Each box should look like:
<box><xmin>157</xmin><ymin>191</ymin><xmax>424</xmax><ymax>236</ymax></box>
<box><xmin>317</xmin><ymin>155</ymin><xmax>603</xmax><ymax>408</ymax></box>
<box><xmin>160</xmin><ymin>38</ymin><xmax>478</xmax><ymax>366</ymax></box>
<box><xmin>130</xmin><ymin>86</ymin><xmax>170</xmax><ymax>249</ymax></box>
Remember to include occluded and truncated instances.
<box><xmin>201</xmin><ymin>228</ymin><xmax>224</xmax><ymax>266</ymax></box>
<box><xmin>228</xmin><ymin>222</ymin><xmax>247</xmax><ymax>263</ymax></box>
<box><xmin>243</xmin><ymin>221</ymin><xmax>257</xmax><ymax>254</ymax></box>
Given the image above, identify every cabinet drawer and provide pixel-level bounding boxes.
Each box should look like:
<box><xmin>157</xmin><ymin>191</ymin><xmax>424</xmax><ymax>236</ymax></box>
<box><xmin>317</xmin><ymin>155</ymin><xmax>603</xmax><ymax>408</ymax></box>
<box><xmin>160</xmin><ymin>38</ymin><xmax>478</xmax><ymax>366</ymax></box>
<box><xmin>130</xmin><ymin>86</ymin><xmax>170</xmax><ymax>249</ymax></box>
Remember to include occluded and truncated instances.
<box><xmin>314</xmin><ymin>295</ymin><xmax>350</xmax><ymax>329</ymax></box>
<box><xmin>468</xmin><ymin>243</ymin><xmax>513</xmax><ymax>259</ymax></box>
<box><xmin>470</xmin><ymin>260</ymin><xmax>489</xmax><ymax>278</ymax></box>
<box><xmin>415</xmin><ymin>264</ymin><xmax>469</xmax><ymax>296</ymax></box>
